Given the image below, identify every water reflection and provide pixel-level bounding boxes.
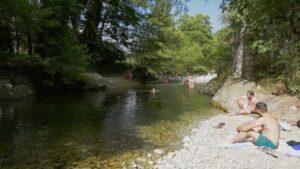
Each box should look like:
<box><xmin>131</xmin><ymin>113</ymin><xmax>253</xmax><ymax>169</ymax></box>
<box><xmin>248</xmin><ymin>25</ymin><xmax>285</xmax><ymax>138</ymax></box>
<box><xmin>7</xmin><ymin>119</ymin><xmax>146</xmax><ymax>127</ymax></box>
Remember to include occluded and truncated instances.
<box><xmin>0</xmin><ymin>84</ymin><xmax>217</xmax><ymax>168</ymax></box>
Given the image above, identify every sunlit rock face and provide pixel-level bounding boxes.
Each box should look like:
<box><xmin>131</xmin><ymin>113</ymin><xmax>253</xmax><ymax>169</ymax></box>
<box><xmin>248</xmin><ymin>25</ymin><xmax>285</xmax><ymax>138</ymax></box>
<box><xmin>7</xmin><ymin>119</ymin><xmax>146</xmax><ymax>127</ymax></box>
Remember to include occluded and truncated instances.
<box><xmin>194</xmin><ymin>73</ymin><xmax>217</xmax><ymax>84</ymax></box>
<box><xmin>212</xmin><ymin>78</ymin><xmax>300</xmax><ymax>117</ymax></box>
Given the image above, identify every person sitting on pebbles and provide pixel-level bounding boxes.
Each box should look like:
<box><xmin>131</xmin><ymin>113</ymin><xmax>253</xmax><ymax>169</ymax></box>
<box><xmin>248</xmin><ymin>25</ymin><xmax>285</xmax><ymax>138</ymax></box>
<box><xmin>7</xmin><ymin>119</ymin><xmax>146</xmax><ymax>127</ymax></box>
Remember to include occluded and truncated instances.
<box><xmin>228</xmin><ymin>102</ymin><xmax>280</xmax><ymax>149</ymax></box>
<box><xmin>232</xmin><ymin>90</ymin><xmax>257</xmax><ymax>115</ymax></box>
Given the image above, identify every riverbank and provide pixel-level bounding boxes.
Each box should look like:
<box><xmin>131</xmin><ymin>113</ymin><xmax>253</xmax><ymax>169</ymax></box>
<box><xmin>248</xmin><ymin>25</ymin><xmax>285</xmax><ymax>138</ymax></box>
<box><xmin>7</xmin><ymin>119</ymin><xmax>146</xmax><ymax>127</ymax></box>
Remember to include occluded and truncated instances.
<box><xmin>155</xmin><ymin>73</ymin><xmax>217</xmax><ymax>84</ymax></box>
<box><xmin>155</xmin><ymin>78</ymin><xmax>300</xmax><ymax>169</ymax></box>
<box><xmin>156</xmin><ymin>114</ymin><xmax>300</xmax><ymax>169</ymax></box>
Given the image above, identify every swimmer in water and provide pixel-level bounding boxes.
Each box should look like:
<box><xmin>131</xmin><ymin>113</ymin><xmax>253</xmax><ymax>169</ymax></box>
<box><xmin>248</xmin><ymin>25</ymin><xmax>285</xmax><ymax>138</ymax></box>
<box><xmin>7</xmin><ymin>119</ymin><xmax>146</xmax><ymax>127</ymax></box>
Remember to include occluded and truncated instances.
<box><xmin>151</xmin><ymin>88</ymin><xmax>158</xmax><ymax>94</ymax></box>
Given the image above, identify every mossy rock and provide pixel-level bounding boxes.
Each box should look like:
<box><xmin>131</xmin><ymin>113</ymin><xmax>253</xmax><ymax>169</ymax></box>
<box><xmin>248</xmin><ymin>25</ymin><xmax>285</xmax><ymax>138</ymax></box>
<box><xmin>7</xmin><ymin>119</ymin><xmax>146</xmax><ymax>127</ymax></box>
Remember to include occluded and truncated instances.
<box><xmin>80</xmin><ymin>73</ymin><xmax>107</xmax><ymax>90</ymax></box>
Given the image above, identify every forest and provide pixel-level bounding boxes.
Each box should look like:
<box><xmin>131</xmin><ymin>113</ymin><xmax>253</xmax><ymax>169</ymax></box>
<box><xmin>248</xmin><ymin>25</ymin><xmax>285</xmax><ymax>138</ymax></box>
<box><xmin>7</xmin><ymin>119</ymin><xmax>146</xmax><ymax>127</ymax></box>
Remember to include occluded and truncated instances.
<box><xmin>0</xmin><ymin>0</ymin><xmax>299</xmax><ymax>94</ymax></box>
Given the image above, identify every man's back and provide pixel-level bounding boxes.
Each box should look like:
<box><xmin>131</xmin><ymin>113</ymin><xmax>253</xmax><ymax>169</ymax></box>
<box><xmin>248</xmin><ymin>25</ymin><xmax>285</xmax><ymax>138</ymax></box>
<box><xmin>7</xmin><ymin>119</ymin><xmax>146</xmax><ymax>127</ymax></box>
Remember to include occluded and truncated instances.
<box><xmin>261</xmin><ymin>114</ymin><xmax>280</xmax><ymax>146</ymax></box>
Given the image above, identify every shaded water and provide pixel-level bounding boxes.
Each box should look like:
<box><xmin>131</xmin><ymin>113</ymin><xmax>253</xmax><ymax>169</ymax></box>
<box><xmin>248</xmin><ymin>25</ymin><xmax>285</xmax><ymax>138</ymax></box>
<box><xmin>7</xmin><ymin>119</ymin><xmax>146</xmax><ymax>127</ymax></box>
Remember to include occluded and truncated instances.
<box><xmin>0</xmin><ymin>84</ymin><xmax>218</xmax><ymax>168</ymax></box>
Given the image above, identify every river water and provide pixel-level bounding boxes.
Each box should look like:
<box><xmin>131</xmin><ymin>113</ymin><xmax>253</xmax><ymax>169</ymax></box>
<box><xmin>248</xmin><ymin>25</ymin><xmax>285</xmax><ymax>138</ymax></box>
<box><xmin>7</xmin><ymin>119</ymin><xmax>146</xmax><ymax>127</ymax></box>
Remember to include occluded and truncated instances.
<box><xmin>0</xmin><ymin>84</ymin><xmax>218</xmax><ymax>168</ymax></box>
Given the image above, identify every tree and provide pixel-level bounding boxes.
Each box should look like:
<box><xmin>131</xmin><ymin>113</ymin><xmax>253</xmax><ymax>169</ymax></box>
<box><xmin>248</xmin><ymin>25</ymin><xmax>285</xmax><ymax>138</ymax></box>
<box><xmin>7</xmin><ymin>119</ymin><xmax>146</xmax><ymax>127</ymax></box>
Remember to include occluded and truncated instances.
<box><xmin>221</xmin><ymin>0</ymin><xmax>300</xmax><ymax>93</ymax></box>
<box><xmin>132</xmin><ymin>12</ymin><xmax>215</xmax><ymax>75</ymax></box>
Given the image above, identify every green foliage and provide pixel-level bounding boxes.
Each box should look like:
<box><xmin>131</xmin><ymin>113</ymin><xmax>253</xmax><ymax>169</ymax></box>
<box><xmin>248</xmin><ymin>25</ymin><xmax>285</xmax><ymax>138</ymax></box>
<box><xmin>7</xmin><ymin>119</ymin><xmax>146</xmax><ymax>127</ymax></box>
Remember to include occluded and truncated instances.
<box><xmin>210</xmin><ymin>27</ymin><xmax>233</xmax><ymax>76</ymax></box>
<box><xmin>178</xmin><ymin>14</ymin><xmax>213</xmax><ymax>45</ymax></box>
<box><xmin>0</xmin><ymin>0</ymin><xmax>90</xmax><ymax>85</ymax></box>
<box><xmin>133</xmin><ymin>13</ymin><xmax>216</xmax><ymax>75</ymax></box>
<box><xmin>222</xmin><ymin>0</ymin><xmax>300</xmax><ymax>93</ymax></box>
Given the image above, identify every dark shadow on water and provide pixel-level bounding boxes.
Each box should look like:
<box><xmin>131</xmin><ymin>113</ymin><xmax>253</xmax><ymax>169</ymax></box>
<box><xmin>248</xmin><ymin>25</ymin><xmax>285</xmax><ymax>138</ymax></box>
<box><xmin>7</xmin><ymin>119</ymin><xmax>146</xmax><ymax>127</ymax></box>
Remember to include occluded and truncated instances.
<box><xmin>0</xmin><ymin>84</ymin><xmax>215</xmax><ymax>168</ymax></box>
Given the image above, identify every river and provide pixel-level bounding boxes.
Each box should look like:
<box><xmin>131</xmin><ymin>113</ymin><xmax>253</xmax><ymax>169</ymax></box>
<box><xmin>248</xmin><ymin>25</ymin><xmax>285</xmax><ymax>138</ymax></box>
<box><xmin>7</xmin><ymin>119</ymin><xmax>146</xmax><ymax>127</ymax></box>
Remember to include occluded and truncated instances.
<box><xmin>0</xmin><ymin>83</ymin><xmax>219</xmax><ymax>168</ymax></box>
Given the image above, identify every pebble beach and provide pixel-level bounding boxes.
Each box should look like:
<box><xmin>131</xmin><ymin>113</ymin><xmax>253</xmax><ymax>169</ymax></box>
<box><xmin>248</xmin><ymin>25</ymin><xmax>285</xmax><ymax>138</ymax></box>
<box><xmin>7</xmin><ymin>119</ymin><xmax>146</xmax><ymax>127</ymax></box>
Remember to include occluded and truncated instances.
<box><xmin>155</xmin><ymin>114</ymin><xmax>300</xmax><ymax>169</ymax></box>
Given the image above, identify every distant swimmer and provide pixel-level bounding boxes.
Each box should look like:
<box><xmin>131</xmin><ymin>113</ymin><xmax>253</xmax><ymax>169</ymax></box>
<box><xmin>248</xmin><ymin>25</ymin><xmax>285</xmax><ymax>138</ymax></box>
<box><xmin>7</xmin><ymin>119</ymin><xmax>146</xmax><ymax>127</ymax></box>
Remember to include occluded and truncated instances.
<box><xmin>151</xmin><ymin>88</ymin><xmax>158</xmax><ymax>94</ymax></box>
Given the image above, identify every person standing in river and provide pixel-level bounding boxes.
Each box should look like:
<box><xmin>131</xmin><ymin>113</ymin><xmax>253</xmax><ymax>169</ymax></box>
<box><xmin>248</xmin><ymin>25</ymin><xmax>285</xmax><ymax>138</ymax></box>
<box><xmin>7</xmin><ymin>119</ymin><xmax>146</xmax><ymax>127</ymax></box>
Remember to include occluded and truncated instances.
<box><xmin>233</xmin><ymin>90</ymin><xmax>257</xmax><ymax>115</ymax></box>
<box><xmin>229</xmin><ymin>102</ymin><xmax>280</xmax><ymax>149</ymax></box>
<box><xmin>188</xmin><ymin>74</ymin><xmax>195</xmax><ymax>89</ymax></box>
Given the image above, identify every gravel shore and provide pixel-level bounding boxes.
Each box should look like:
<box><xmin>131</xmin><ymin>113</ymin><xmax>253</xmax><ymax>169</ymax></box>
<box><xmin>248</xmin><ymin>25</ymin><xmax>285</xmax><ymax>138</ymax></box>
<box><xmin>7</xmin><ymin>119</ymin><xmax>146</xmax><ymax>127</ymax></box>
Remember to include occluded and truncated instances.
<box><xmin>155</xmin><ymin>114</ymin><xmax>300</xmax><ymax>169</ymax></box>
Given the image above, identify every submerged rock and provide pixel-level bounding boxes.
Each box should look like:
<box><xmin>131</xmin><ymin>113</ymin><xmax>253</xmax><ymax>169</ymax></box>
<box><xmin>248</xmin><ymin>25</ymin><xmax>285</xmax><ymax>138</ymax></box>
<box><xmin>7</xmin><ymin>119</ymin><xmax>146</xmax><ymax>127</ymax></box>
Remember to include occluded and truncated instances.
<box><xmin>194</xmin><ymin>73</ymin><xmax>217</xmax><ymax>83</ymax></box>
<box><xmin>131</xmin><ymin>161</ymin><xmax>137</xmax><ymax>168</ymax></box>
<box><xmin>154</xmin><ymin>149</ymin><xmax>164</xmax><ymax>155</ymax></box>
<box><xmin>147</xmin><ymin>153</ymin><xmax>152</xmax><ymax>158</ymax></box>
<box><xmin>148</xmin><ymin>160</ymin><xmax>154</xmax><ymax>165</ymax></box>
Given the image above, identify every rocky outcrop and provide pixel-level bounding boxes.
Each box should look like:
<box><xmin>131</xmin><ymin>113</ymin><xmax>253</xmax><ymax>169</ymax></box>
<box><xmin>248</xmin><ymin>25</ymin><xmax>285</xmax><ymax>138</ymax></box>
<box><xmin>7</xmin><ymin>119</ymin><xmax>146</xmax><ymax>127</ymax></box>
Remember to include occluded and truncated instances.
<box><xmin>81</xmin><ymin>72</ymin><xmax>107</xmax><ymax>90</ymax></box>
<box><xmin>155</xmin><ymin>74</ymin><xmax>217</xmax><ymax>84</ymax></box>
<box><xmin>202</xmin><ymin>77</ymin><xmax>225</xmax><ymax>96</ymax></box>
<box><xmin>212</xmin><ymin>78</ymin><xmax>300</xmax><ymax>119</ymax></box>
<box><xmin>0</xmin><ymin>79</ymin><xmax>34</xmax><ymax>100</ymax></box>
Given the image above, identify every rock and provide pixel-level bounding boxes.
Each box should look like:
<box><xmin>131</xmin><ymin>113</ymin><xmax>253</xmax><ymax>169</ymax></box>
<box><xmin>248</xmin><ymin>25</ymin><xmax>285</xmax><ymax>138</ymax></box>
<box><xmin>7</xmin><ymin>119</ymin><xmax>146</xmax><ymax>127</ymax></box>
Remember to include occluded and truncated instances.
<box><xmin>147</xmin><ymin>153</ymin><xmax>152</xmax><ymax>158</ymax></box>
<box><xmin>137</xmin><ymin>157</ymin><xmax>146</xmax><ymax>162</ymax></box>
<box><xmin>271</xmin><ymin>81</ymin><xmax>287</xmax><ymax>96</ymax></box>
<box><xmin>3</xmin><ymin>83</ymin><xmax>12</xmax><ymax>89</ymax></box>
<box><xmin>154</xmin><ymin>149</ymin><xmax>164</xmax><ymax>155</ymax></box>
<box><xmin>289</xmin><ymin>106</ymin><xmax>297</xmax><ymax>112</ymax></box>
<box><xmin>81</xmin><ymin>72</ymin><xmax>106</xmax><ymax>90</ymax></box>
<box><xmin>183</xmin><ymin>136</ymin><xmax>191</xmax><ymax>143</ymax></box>
<box><xmin>13</xmin><ymin>84</ymin><xmax>34</xmax><ymax>97</ymax></box>
<box><xmin>7</xmin><ymin>107</ymin><xmax>14</xmax><ymax>114</ymax></box>
<box><xmin>155</xmin><ymin>73</ymin><xmax>217</xmax><ymax>84</ymax></box>
<box><xmin>64</xmin><ymin>142</ymin><xmax>74</xmax><ymax>147</ymax></box>
<box><xmin>194</xmin><ymin>73</ymin><xmax>217</xmax><ymax>84</ymax></box>
<box><xmin>0</xmin><ymin>79</ymin><xmax>34</xmax><ymax>100</ymax></box>
<box><xmin>131</xmin><ymin>162</ymin><xmax>137</xmax><ymax>168</ymax></box>
<box><xmin>202</xmin><ymin>77</ymin><xmax>224</xmax><ymax>96</ymax></box>
<box><xmin>167</xmin><ymin>152</ymin><xmax>175</xmax><ymax>157</ymax></box>
<box><xmin>183</xmin><ymin>143</ymin><xmax>188</xmax><ymax>148</ymax></box>
<box><xmin>212</xmin><ymin>78</ymin><xmax>299</xmax><ymax>116</ymax></box>
<box><xmin>148</xmin><ymin>161</ymin><xmax>154</xmax><ymax>165</ymax></box>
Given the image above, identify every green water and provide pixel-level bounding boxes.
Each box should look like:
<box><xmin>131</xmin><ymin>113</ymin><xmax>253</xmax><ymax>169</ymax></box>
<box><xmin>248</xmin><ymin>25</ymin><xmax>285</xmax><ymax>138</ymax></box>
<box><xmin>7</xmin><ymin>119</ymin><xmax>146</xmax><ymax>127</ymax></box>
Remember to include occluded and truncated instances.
<box><xmin>0</xmin><ymin>84</ymin><xmax>218</xmax><ymax>168</ymax></box>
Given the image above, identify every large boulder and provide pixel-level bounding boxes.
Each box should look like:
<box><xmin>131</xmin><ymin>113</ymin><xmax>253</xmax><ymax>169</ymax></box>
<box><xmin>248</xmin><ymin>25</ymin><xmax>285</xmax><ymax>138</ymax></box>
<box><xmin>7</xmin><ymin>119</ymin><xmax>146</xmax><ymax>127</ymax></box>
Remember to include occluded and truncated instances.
<box><xmin>81</xmin><ymin>72</ymin><xmax>106</xmax><ymax>90</ymax></box>
<box><xmin>0</xmin><ymin>79</ymin><xmax>34</xmax><ymax>100</ymax></box>
<box><xmin>212</xmin><ymin>78</ymin><xmax>300</xmax><ymax>119</ymax></box>
<box><xmin>202</xmin><ymin>77</ymin><xmax>225</xmax><ymax>96</ymax></box>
